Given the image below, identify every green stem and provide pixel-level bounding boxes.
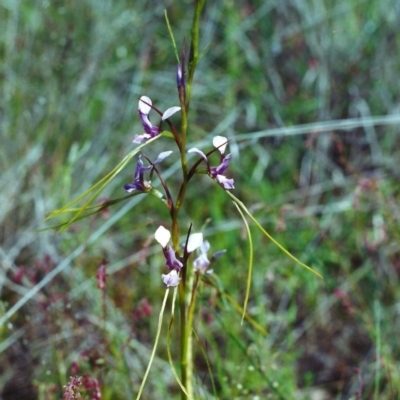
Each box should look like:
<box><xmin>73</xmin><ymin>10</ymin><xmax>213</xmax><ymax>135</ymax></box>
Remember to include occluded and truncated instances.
<box><xmin>175</xmin><ymin>2</ymin><xmax>205</xmax><ymax>398</ymax></box>
<box><xmin>184</xmin><ymin>271</ymin><xmax>200</xmax><ymax>399</ymax></box>
<box><xmin>186</xmin><ymin>0</ymin><xmax>206</xmax><ymax>113</ymax></box>
<box><xmin>178</xmin><ymin>275</ymin><xmax>188</xmax><ymax>397</ymax></box>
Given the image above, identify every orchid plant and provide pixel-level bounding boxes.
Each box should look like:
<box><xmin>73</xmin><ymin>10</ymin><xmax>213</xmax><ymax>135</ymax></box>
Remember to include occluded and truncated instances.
<box><xmin>47</xmin><ymin>2</ymin><xmax>321</xmax><ymax>399</ymax></box>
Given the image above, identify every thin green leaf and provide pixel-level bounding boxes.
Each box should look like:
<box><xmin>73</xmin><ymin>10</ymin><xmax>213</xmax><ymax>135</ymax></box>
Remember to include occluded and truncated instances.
<box><xmin>51</xmin><ymin>192</ymin><xmax>143</xmax><ymax>214</ymax></box>
<box><xmin>204</xmin><ymin>276</ymin><xmax>268</xmax><ymax>337</ymax></box>
<box><xmin>233</xmin><ymin>202</ymin><xmax>254</xmax><ymax>325</ymax></box>
<box><xmin>192</xmin><ymin>329</ymin><xmax>218</xmax><ymax>399</ymax></box>
<box><xmin>227</xmin><ymin>191</ymin><xmax>323</xmax><ymax>279</ymax></box>
<box><xmin>136</xmin><ymin>288</ymin><xmax>169</xmax><ymax>400</ymax></box>
<box><xmin>46</xmin><ymin>135</ymin><xmax>161</xmax><ymax>231</ymax></box>
<box><xmin>210</xmin><ymin>307</ymin><xmax>286</xmax><ymax>399</ymax></box>
<box><xmin>164</xmin><ymin>11</ymin><xmax>180</xmax><ymax>65</ymax></box>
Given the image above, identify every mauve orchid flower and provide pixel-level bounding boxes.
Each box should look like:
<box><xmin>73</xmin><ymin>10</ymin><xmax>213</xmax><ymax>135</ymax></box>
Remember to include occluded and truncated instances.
<box><xmin>133</xmin><ymin>96</ymin><xmax>181</xmax><ymax>144</ymax></box>
<box><xmin>188</xmin><ymin>135</ymin><xmax>235</xmax><ymax>190</ymax></box>
<box><xmin>155</xmin><ymin>226</ymin><xmax>183</xmax><ymax>272</ymax></box>
<box><xmin>193</xmin><ymin>241</ymin><xmax>210</xmax><ymax>272</ymax></box>
<box><xmin>123</xmin><ymin>151</ymin><xmax>172</xmax><ymax>193</ymax></box>
<box><xmin>193</xmin><ymin>240</ymin><xmax>226</xmax><ymax>274</ymax></box>
<box><xmin>123</xmin><ymin>155</ymin><xmax>152</xmax><ymax>192</ymax></box>
<box><xmin>162</xmin><ymin>270</ymin><xmax>181</xmax><ymax>287</ymax></box>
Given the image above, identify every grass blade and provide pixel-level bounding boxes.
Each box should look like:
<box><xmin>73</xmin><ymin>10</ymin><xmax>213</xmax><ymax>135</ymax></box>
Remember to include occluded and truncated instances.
<box><xmin>227</xmin><ymin>191</ymin><xmax>322</xmax><ymax>279</ymax></box>
<box><xmin>232</xmin><ymin>201</ymin><xmax>254</xmax><ymax>325</ymax></box>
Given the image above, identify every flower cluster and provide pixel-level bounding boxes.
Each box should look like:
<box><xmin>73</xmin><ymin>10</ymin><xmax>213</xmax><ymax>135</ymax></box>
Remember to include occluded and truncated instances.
<box><xmin>189</xmin><ymin>135</ymin><xmax>234</xmax><ymax>189</ymax></box>
<box><xmin>155</xmin><ymin>226</ymin><xmax>203</xmax><ymax>287</ymax></box>
<box><xmin>63</xmin><ymin>376</ymin><xmax>82</xmax><ymax>400</ymax></box>
<box><xmin>131</xmin><ymin>95</ymin><xmax>230</xmax><ymax>287</ymax></box>
<box><xmin>154</xmin><ymin>226</ymin><xmax>225</xmax><ymax>287</ymax></box>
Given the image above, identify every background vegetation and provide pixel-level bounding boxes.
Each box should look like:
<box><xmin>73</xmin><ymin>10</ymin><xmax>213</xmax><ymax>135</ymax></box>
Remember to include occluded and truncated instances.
<box><xmin>1</xmin><ymin>0</ymin><xmax>400</xmax><ymax>398</ymax></box>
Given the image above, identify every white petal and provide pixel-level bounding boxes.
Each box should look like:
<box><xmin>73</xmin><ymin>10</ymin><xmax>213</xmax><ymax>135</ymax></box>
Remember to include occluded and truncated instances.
<box><xmin>138</xmin><ymin>96</ymin><xmax>152</xmax><ymax>114</ymax></box>
<box><xmin>162</xmin><ymin>106</ymin><xmax>181</xmax><ymax>121</ymax></box>
<box><xmin>162</xmin><ymin>270</ymin><xmax>181</xmax><ymax>287</ymax></box>
<box><xmin>188</xmin><ymin>148</ymin><xmax>208</xmax><ymax>161</ymax></box>
<box><xmin>213</xmin><ymin>136</ymin><xmax>228</xmax><ymax>154</ymax></box>
<box><xmin>133</xmin><ymin>133</ymin><xmax>151</xmax><ymax>144</ymax></box>
<box><xmin>205</xmin><ymin>269</ymin><xmax>213</xmax><ymax>275</ymax></box>
<box><xmin>187</xmin><ymin>233</ymin><xmax>203</xmax><ymax>253</ymax></box>
<box><xmin>200</xmin><ymin>240</ymin><xmax>210</xmax><ymax>254</ymax></box>
<box><xmin>154</xmin><ymin>151</ymin><xmax>173</xmax><ymax>164</ymax></box>
<box><xmin>155</xmin><ymin>226</ymin><xmax>171</xmax><ymax>248</ymax></box>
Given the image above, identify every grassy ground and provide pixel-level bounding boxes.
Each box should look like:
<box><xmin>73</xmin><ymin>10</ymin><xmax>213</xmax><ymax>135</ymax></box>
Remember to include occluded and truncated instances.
<box><xmin>1</xmin><ymin>0</ymin><xmax>400</xmax><ymax>399</ymax></box>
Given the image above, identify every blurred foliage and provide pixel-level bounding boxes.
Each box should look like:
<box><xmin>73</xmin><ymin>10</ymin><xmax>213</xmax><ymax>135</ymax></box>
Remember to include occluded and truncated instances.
<box><xmin>1</xmin><ymin>0</ymin><xmax>400</xmax><ymax>399</ymax></box>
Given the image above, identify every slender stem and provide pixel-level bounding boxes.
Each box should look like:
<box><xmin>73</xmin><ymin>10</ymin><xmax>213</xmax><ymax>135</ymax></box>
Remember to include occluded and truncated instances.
<box><xmin>186</xmin><ymin>0</ymin><xmax>206</xmax><ymax>112</ymax></box>
<box><xmin>180</xmin><ymin>88</ymin><xmax>188</xmax><ymax>178</ymax></box>
<box><xmin>174</xmin><ymin>2</ymin><xmax>206</xmax><ymax>398</ymax></box>
<box><xmin>184</xmin><ymin>270</ymin><xmax>201</xmax><ymax>399</ymax></box>
<box><xmin>178</xmin><ymin>274</ymin><xmax>188</xmax><ymax>397</ymax></box>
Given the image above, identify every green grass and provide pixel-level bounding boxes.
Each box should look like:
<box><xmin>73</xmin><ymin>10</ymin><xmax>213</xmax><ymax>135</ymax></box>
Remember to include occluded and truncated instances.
<box><xmin>1</xmin><ymin>0</ymin><xmax>400</xmax><ymax>399</ymax></box>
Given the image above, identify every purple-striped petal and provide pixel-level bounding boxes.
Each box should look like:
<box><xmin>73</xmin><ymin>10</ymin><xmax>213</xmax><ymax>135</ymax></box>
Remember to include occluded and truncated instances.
<box><xmin>165</xmin><ymin>246</ymin><xmax>183</xmax><ymax>271</ymax></box>
<box><xmin>211</xmin><ymin>153</ymin><xmax>232</xmax><ymax>176</ymax></box>
<box><xmin>215</xmin><ymin>175</ymin><xmax>235</xmax><ymax>189</ymax></box>
<box><xmin>133</xmin><ymin>133</ymin><xmax>151</xmax><ymax>144</ymax></box>
<box><xmin>123</xmin><ymin>182</ymin><xmax>144</xmax><ymax>192</ymax></box>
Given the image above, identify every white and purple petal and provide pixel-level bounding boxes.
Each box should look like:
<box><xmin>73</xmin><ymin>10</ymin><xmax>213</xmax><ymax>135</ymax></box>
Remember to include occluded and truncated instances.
<box><xmin>138</xmin><ymin>96</ymin><xmax>152</xmax><ymax>114</ymax></box>
<box><xmin>200</xmin><ymin>241</ymin><xmax>210</xmax><ymax>254</ymax></box>
<box><xmin>135</xmin><ymin>156</ymin><xmax>152</xmax><ymax>176</ymax></box>
<box><xmin>138</xmin><ymin>96</ymin><xmax>160</xmax><ymax>136</ymax></box>
<box><xmin>177</xmin><ymin>64</ymin><xmax>183</xmax><ymax>87</ymax></box>
<box><xmin>162</xmin><ymin>270</ymin><xmax>181</xmax><ymax>287</ymax></box>
<box><xmin>165</xmin><ymin>246</ymin><xmax>183</xmax><ymax>271</ymax></box>
<box><xmin>211</xmin><ymin>250</ymin><xmax>226</xmax><ymax>260</ymax></box>
<box><xmin>193</xmin><ymin>253</ymin><xmax>210</xmax><ymax>272</ymax></box>
<box><xmin>216</xmin><ymin>175</ymin><xmax>235</xmax><ymax>189</ymax></box>
<box><xmin>211</xmin><ymin>153</ymin><xmax>232</xmax><ymax>176</ymax></box>
<box><xmin>123</xmin><ymin>182</ymin><xmax>144</xmax><ymax>192</ymax></box>
<box><xmin>133</xmin><ymin>133</ymin><xmax>152</xmax><ymax>144</ymax></box>
<box><xmin>138</xmin><ymin>113</ymin><xmax>159</xmax><ymax>136</ymax></box>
